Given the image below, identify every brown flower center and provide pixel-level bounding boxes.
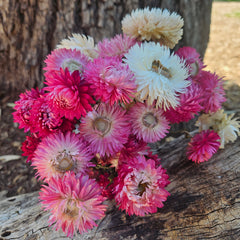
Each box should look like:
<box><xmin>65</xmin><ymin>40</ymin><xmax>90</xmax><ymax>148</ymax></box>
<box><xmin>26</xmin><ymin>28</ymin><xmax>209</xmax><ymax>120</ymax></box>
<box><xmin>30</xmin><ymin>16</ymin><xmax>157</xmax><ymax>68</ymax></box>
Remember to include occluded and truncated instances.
<box><xmin>137</xmin><ymin>180</ymin><xmax>150</xmax><ymax>196</ymax></box>
<box><xmin>93</xmin><ymin>117</ymin><xmax>112</xmax><ymax>136</ymax></box>
<box><xmin>151</xmin><ymin>60</ymin><xmax>172</xmax><ymax>79</ymax></box>
<box><xmin>53</xmin><ymin>151</ymin><xmax>74</xmax><ymax>172</ymax></box>
<box><xmin>142</xmin><ymin>112</ymin><xmax>158</xmax><ymax>128</ymax></box>
<box><xmin>190</xmin><ymin>61</ymin><xmax>199</xmax><ymax>77</ymax></box>
<box><xmin>62</xmin><ymin>59</ymin><xmax>82</xmax><ymax>72</ymax></box>
<box><xmin>63</xmin><ymin>201</ymin><xmax>79</xmax><ymax>219</ymax></box>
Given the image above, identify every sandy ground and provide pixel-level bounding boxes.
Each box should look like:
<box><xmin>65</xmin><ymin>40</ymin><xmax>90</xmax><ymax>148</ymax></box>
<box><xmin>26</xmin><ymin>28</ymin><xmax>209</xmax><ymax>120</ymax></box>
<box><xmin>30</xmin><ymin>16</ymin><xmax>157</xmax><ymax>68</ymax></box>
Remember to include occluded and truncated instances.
<box><xmin>204</xmin><ymin>2</ymin><xmax>240</xmax><ymax>85</ymax></box>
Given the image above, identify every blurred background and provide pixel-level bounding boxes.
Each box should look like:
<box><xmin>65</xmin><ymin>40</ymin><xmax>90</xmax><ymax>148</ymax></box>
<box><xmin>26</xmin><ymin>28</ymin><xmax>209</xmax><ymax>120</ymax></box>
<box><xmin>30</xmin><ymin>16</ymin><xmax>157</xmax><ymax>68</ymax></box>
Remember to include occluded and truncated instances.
<box><xmin>0</xmin><ymin>0</ymin><xmax>239</xmax><ymax>198</ymax></box>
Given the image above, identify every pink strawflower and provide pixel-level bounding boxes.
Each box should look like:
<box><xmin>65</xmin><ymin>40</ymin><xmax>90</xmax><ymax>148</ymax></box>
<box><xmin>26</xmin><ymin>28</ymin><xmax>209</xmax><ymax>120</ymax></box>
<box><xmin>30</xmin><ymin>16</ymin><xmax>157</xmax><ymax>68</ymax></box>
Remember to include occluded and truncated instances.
<box><xmin>13</xmin><ymin>88</ymin><xmax>44</xmax><ymax>132</ymax></box>
<box><xmin>84</xmin><ymin>57</ymin><xmax>136</xmax><ymax>105</ymax></box>
<box><xmin>164</xmin><ymin>85</ymin><xmax>203</xmax><ymax>123</ymax></box>
<box><xmin>39</xmin><ymin>172</ymin><xmax>107</xmax><ymax>237</ymax></box>
<box><xmin>128</xmin><ymin>102</ymin><xmax>170</xmax><ymax>143</ymax></box>
<box><xmin>187</xmin><ymin>130</ymin><xmax>221</xmax><ymax>163</ymax></box>
<box><xmin>30</xmin><ymin>96</ymin><xmax>63</xmax><ymax>137</ymax></box>
<box><xmin>196</xmin><ymin>71</ymin><xmax>226</xmax><ymax>113</ymax></box>
<box><xmin>114</xmin><ymin>155</ymin><xmax>170</xmax><ymax>216</ymax></box>
<box><xmin>97</xmin><ymin>34</ymin><xmax>137</xmax><ymax>59</ymax></box>
<box><xmin>44</xmin><ymin>48</ymin><xmax>89</xmax><ymax>74</ymax></box>
<box><xmin>21</xmin><ymin>134</ymin><xmax>41</xmax><ymax>163</ymax></box>
<box><xmin>175</xmin><ymin>46</ymin><xmax>205</xmax><ymax>77</ymax></box>
<box><xmin>32</xmin><ymin>131</ymin><xmax>93</xmax><ymax>181</ymax></box>
<box><xmin>79</xmin><ymin>103</ymin><xmax>130</xmax><ymax>157</ymax></box>
<box><xmin>44</xmin><ymin>68</ymin><xmax>95</xmax><ymax>120</ymax></box>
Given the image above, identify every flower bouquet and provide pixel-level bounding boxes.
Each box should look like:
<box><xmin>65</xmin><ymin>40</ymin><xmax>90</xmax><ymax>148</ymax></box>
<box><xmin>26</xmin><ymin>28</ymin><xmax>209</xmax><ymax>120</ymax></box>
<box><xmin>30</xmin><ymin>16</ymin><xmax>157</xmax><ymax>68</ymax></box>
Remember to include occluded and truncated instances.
<box><xmin>13</xmin><ymin>7</ymin><xmax>240</xmax><ymax>237</ymax></box>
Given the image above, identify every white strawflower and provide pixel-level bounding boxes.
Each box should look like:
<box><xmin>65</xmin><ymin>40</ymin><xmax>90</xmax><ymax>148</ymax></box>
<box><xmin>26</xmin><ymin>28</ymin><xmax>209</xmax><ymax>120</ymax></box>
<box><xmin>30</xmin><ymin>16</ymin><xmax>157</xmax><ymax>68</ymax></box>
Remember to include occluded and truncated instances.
<box><xmin>196</xmin><ymin>109</ymin><xmax>240</xmax><ymax>149</ymax></box>
<box><xmin>124</xmin><ymin>42</ymin><xmax>190</xmax><ymax>110</ymax></box>
<box><xmin>122</xmin><ymin>7</ymin><xmax>184</xmax><ymax>48</ymax></box>
<box><xmin>57</xmin><ymin>33</ymin><xmax>98</xmax><ymax>59</ymax></box>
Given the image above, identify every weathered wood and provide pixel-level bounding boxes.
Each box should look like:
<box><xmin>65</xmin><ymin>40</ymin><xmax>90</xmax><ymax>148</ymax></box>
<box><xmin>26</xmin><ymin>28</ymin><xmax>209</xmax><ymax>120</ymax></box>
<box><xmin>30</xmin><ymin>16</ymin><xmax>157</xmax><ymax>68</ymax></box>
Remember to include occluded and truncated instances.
<box><xmin>0</xmin><ymin>135</ymin><xmax>239</xmax><ymax>240</ymax></box>
<box><xmin>0</xmin><ymin>0</ymin><xmax>212</xmax><ymax>96</ymax></box>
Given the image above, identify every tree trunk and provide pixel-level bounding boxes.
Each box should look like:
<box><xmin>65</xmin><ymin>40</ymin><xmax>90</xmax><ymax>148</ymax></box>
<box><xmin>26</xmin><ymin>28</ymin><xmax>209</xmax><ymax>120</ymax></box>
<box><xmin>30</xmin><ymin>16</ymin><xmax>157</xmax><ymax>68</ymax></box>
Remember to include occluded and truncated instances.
<box><xmin>0</xmin><ymin>134</ymin><xmax>239</xmax><ymax>240</ymax></box>
<box><xmin>0</xmin><ymin>0</ymin><xmax>212</xmax><ymax>96</ymax></box>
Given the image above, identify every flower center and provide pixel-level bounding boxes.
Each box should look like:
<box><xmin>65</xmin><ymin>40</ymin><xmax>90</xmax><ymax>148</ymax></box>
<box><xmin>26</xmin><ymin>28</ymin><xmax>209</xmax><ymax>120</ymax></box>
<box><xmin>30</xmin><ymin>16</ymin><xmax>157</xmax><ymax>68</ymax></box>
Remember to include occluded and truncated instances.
<box><xmin>151</xmin><ymin>60</ymin><xmax>172</xmax><ymax>79</ymax></box>
<box><xmin>63</xmin><ymin>200</ymin><xmax>79</xmax><ymax>219</ymax></box>
<box><xmin>137</xmin><ymin>180</ymin><xmax>150</xmax><ymax>196</ymax></box>
<box><xmin>142</xmin><ymin>112</ymin><xmax>158</xmax><ymax>128</ymax></box>
<box><xmin>93</xmin><ymin>117</ymin><xmax>112</xmax><ymax>136</ymax></box>
<box><xmin>62</xmin><ymin>59</ymin><xmax>82</xmax><ymax>72</ymax></box>
<box><xmin>52</xmin><ymin>151</ymin><xmax>74</xmax><ymax>172</ymax></box>
<box><xmin>190</xmin><ymin>61</ymin><xmax>199</xmax><ymax>77</ymax></box>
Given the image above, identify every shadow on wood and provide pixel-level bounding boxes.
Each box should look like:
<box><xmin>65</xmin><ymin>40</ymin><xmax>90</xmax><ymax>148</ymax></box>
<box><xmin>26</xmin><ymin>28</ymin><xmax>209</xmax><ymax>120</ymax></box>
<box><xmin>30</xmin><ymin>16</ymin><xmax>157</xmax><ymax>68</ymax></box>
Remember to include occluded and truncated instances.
<box><xmin>0</xmin><ymin>134</ymin><xmax>239</xmax><ymax>240</ymax></box>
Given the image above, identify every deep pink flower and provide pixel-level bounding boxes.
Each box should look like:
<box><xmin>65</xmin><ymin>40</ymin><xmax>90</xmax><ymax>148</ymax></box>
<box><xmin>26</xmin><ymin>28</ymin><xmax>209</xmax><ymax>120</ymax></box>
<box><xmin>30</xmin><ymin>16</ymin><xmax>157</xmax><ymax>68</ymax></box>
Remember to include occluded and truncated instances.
<box><xmin>187</xmin><ymin>130</ymin><xmax>221</xmax><ymax>163</ymax></box>
<box><xmin>127</xmin><ymin>102</ymin><xmax>170</xmax><ymax>143</ymax></box>
<box><xmin>79</xmin><ymin>103</ymin><xmax>130</xmax><ymax>157</ymax></box>
<box><xmin>44</xmin><ymin>48</ymin><xmax>89</xmax><ymax>75</ymax></box>
<box><xmin>44</xmin><ymin>68</ymin><xmax>95</xmax><ymax>120</ymax></box>
<box><xmin>32</xmin><ymin>131</ymin><xmax>93</xmax><ymax>181</ymax></box>
<box><xmin>30</xmin><ymin>96</ymin><xmax>63</xmax><ymax>137</ymax></box>
<box><xmin>21</xmin><ymin>134</ymin><xmax>41</xmax><ymax>163</ymax></box>
<box><xmin>97</xmin><ymin>34</ymin><xmax>137</xmax><ymax>59</ymax></box>
<box><xmin>13</xmin><ymin>88</ymin><xmax>44</xmax><ymax>132</ymax></box>
<box><xmin>39</xmin><ymin>172</ymin><xmax>107</xmax><ymax>237</ymax></box>
<box><xmin>196</xmin><ymin>71</ymin><xmax>226</xmax><ymax>113</ymax></box>
<box><xmin>164</xmin><ymin>85</ymin><xmax>203</xmax><ymax>123</ymax></box>
<box><xmin>84</xmin><ymin>57</ymin><xmax>136</xmax><ymax>105</ymax></box>
<box><xmin>114</xmin><ymin>155</ymin><xmax>170</xmax><ymax>216</ymax></box>
<box><xmin>175</xmin><ymin>46</ymin><xmax>205</xmax><ymax>77</ymax></box>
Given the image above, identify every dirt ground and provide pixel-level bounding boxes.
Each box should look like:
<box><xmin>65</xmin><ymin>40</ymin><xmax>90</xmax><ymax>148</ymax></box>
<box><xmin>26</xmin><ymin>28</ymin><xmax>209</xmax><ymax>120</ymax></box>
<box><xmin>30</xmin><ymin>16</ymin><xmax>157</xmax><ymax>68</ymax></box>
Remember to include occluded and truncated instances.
<box><xmin>0</xmin><ymin>2</ymin><xmax>240</xmax><ymax>199</ymax></box>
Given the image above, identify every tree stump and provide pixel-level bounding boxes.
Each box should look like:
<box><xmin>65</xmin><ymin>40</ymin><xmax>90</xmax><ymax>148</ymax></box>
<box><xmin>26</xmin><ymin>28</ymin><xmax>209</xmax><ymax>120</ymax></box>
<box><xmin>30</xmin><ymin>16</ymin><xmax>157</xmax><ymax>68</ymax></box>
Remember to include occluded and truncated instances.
<box><xmin>0</xmin><ymin>134</ymin><xmax>239</xmax><ymax>240</ymax></box>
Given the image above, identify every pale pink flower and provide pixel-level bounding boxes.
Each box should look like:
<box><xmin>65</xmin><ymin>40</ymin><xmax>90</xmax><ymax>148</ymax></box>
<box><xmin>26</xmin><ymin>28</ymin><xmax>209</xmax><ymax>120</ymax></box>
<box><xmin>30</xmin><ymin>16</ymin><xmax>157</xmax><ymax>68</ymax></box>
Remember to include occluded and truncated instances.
<box><xmin>79</xmin><ymin>104</ymin><xmax>130</xmax><ymax>157</ymax></box>
<box><xmin>196</xmin><ymin>71</ymin><xmax>226</xmax><ymax>113</ymax></box>
<box><xmin>32</xmin><ymin>131</ymin><xmax>93</xmax><ymax>181</ymax></box>
<box><xmin>84</xmin><ymin>57</ymin><xmax>136</xmax><ymax>105</ymax></box>
<box><xmin>39</xmin><ymin>172</ymin><xmax>107</xmax><ymax>237</ymax></box>
<box><xmin>13</xmin><ymin>88</ymin><xmax>44</xmax><ymax>132</ymax></box>
<box><xmin>44</xmin><ymin>48</ymin><xmax>89</xmax><ymax>75</ymax></box>
<box><xmin>44</xmin><ymin>68</ymin><xmax>95</xmax><ymax>120</ymax></box>
<box><xmin>175</xmin><ymin>46</ymin><xmax>205</xmax><ymax>77</ymax></box>
<box><xmin>97</xmin><ymin>34</ymin><xmax>137</xmax><ymax>59</ymax></box>
<box><xmin>127</xmin><ymin>102</ymin><xmax>170</xmax><ymax>142</ymax></box>
<box><xmin>114</xmin><ymin>155</ymin><xmax>170</xmax><ymax>216</ymax></box>
<box><xmin>187</xmin><ymin>130</ymin><xmax>221</xmax><ymax>163</ymax></box>
<box><xmin>164</xmin><ymin>85</ymin><xmax>203</xmax><ymax>123</ymax></box>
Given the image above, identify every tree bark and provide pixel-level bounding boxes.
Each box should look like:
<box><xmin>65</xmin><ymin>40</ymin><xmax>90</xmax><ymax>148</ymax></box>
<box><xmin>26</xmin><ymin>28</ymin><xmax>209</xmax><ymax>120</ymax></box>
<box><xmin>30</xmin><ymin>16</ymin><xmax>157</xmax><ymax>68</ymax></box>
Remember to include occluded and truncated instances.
<box><xmin>0</xmin><ymin>0</ymin><xmax>212</xmax><ymax>96</ymax></box>
<box><xmin>0</xmin><ymin>134</ymin><xmax>239</xmax><ymax>240</ymax></box>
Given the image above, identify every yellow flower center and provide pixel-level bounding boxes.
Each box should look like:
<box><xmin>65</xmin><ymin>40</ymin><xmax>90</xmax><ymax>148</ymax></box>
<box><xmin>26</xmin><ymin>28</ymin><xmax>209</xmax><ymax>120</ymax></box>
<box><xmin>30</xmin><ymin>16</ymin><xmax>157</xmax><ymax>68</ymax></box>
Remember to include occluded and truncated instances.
<box><xmin>53</xmin><ymin>151</ymin><xmax>74</xmax><ymax>172</ymax></box>
<box><xmin>151</xmin><ymin>60</ymin><xmax>172</xmax><ymax>79</ymax></box>
<box><xmin>93</xmin><ymin>117</ymin><xmax>112</xmax><ymax>136</ymax></box>
<box><xmin>62</xmin><ymin>59</ymin><xmax>82</xmax><ymax>72</ymax></box>
<box><xmin>63</xmin><ymin>200</ymin><xmax>79</xmax><ymax>220</ymax></box>
<box><xmin>142</xmin><ymin>112</ymin><xmax>158</xmax><ymax>128</ymax></box>
<box><xmin>190</xmin><ymin>61</ymin><xmax>199</xmax><ymax>77</ymax></box>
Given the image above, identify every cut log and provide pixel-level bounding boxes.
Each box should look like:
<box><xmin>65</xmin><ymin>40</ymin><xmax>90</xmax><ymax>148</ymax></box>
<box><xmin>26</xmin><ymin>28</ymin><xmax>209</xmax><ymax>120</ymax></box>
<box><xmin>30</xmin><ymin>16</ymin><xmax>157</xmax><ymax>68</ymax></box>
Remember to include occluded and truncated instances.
<box><xmin>0</xmin><ymin>135</ymin><xmax>239</xmax><ymax>240</ymax></box>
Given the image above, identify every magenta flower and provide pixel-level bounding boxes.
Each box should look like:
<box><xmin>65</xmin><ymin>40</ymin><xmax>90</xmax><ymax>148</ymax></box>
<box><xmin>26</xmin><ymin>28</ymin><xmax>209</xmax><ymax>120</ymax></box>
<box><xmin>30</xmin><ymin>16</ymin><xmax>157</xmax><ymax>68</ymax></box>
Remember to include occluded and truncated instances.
<box><xmin>39</xmin><ymin>172</ymin><xmax>107</xmax><ymax>237</ymax></box>
<box><xmin>97</xmin><ymin>34</ymin><xmax>137</xmax><ymax>59</ymax></box>
<box><xmin>79</xmin><ymin>103</ymin><xmax>130</xmax><ymax>157</ymax></box>
<box><xmin>187</xmin><ymin>130</ymin><xmax>221</xmax><ymax>163</ymax></box>
<box><xmin>164</xmin><ymin>84</ymin><xmax>203</xmax><ymax>123</ymax></box>
<box><xmin>44</xmin><ymin>68</ymin><xmax>95</xmax><ymax>120</ymax></box>
<box><xmin>114</xmin><ymin>155</ymin><xmax>170</xmax><ymax>216</ymax></box>
<box><xmin>127</xmin><ymin>102</ymin><xmax>170</xmax><ymax>143</ymax></box>
<box><xmin>84</xmin><ymin>57</ymin><xmax>136</xmax><ymax>105</ymax></box>
<box><xmin>13</xmin><ymin>88</ymin><xmax>44</xmax><ymax>132</ymax></box>
<box><xmin>175</xmin><ymin>46</ymin><xmax>205</xmax><ymax>77</ymax></box>
<box><xmin>21</xmin><ymin>134</ymin><xmax>41</xmax><ymax>163</ymax></box>
<box><xmin>32</xmin><ymin>131</ymin><xmax>93</xmax><ymax>181</ymax></box>
<box><xmin>196</xmin><ymin>71</ymin><xmax>226</xmax><ymax>113</ymax></box>
<box><xmin>44</xmin><ymin>48</ymin><xmax>89</xmax><ymax>74</ymax></box>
